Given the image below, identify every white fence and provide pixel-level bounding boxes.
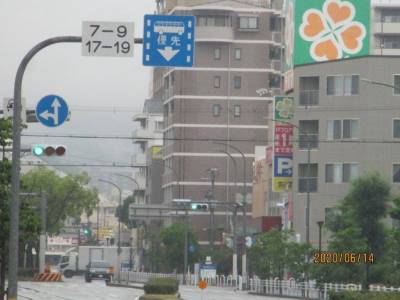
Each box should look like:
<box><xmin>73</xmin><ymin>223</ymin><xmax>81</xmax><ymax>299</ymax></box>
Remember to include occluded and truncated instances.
<box><xmin>117</xmin><ymin>272</ymin><xmax>400</xmax><ymax>299</ymax></box>
<box><xmin>118</xmin><ymin>272</ymin><xmax>243</xmax><ymax>289</ymax></box>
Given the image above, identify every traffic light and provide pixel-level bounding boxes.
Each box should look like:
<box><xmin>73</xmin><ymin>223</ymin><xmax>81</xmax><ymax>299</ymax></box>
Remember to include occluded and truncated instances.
<box><xmin>32</xmin><ymin>144</ymin><xmax>66</xmax><ymax>156</ymax></box>
<box><xmin>82</xmin><ymin>226</ymin><xmax>92</xmax><ymax>237</ymax></box>
<box><xmin>191</xmin><ymin>203</ymin><xmax>208</xmax><ymax>211</ymax></box>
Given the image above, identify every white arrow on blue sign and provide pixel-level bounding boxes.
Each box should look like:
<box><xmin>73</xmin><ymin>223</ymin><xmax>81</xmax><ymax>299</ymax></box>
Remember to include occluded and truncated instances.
<box><xmin>36</xmin><ymin>95</ymin><xmax>69</xmax><ymax>127</ymax></box>
<box><xmin>143</xmin><ymin>15</ymin><xmax>195</xmax><ymax>67</ymax></box>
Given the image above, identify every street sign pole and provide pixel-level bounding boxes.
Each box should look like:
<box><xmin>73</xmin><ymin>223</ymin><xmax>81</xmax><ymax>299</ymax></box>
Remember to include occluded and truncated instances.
<box><xmin>8</xmin><ymin>34</ymin><xmax>144</xmax><ymax>300</ymax></box>
<box><xmin>39</xmin><ymin>193</ymin><xmax>47</xmax><ymax>273</ymax></box>
<box><xmin>8</xmin><ymin>36</ymin><xmax>82</xmax><ymax>300</ymax></box>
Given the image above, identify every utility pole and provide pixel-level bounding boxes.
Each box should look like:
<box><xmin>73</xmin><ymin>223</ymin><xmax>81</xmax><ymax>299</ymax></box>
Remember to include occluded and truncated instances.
<box><xmin>184</xmin><ymin>207</ymin><xmax>189</xmax><ymax>283</ymax></box>
<box><xmin>232</xmin><ymin>204</ymin><xmax>238</xmax><ymax>279</ymax></box>
<box><xmin>39</xmin><ymin>193</ymin><xmax>47</xmax><ymax>273</ymax></box>
<box><xmin>207</xmin><ymin>168</ymin><xmax>217</xmax><ymax>252</ymax></box>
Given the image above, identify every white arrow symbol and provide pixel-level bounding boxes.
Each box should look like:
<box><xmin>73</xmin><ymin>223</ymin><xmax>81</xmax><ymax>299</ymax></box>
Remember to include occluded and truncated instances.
<box><xmin>51</xmin><ymin>98</ymin><xmax>61</xmax><ymax>125</ymax></box>
<box><xmin>39</xmin><ymin>110</ymin><xmax>54</xmax><ymax>121</ymax></box>
<box><xmin>39</xmin><ymin>98</ymin><xmax>62</xmax><ymax>125</ymax></box>
<box><xmin>158</xmin><ymin>47</ymin><xmax>180</xmax><ymax>61</ymax></box>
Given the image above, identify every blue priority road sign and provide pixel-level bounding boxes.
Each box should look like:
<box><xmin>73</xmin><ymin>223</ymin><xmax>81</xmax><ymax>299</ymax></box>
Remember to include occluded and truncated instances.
<box><xmin>143</xmin><ymin>15</ymin><xmax>195</xmax><ymax>67</ymax></box>
<box><xmin>36</xmin><ymin>95</ymin><xmax>69</xmax><ymax>127</ymax></box>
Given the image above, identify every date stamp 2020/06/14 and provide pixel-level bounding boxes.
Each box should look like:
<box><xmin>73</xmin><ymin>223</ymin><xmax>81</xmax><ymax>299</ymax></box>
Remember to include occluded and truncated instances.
<box><xmin>314</xmin><ymin>252</ymin><xmax>375</xmax><ymax>264</ymax></box>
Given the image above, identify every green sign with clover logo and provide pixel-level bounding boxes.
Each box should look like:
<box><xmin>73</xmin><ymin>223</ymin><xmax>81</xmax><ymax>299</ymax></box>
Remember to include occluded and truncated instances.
<box><xmin>293</xmin><ymin>0</ymin><xmax>370</xmax><ymax>66</ymax></box>
<box><xmin>274</xmin><ymin>96</ymin><xmax>294</xmax><ymax>122</ymax></box>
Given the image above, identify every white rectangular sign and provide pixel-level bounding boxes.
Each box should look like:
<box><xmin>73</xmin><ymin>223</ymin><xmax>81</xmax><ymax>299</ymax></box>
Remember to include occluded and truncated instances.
<box><xmin>82</xmin><ymin>21</ymin><xmax>134</xmax><ymax>57</ymax></box>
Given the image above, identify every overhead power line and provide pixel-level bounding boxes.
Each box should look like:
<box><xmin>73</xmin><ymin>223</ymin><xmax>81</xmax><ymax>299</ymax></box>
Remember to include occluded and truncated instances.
<box><xmin>21</xmin><ymin>133</ymin><xmax>400</xmax><ymax>144</ymax></box>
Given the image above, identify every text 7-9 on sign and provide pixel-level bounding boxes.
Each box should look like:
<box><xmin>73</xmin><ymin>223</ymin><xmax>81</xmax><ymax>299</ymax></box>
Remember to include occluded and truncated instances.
<box><xmin>82</xmin><ymin>21</ymin><xmax>134</xmax><ymax>57</ymax></box>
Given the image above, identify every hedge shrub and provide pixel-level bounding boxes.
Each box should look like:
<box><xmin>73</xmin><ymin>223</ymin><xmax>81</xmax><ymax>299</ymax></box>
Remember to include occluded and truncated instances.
<box><xmin>144</xmin><ymin>278</ymin><xmax>179</xmax><ymax>295</ymax></box>
<box><xmin>329</xmin><ymin>291</ymin><xmax>400</xmax><ymax>300</ymax></box>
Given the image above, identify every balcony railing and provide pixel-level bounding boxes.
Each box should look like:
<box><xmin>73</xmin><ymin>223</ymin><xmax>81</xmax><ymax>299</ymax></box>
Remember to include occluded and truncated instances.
<box><xmin>299</xmin><ymin>90</ymin><xmax>319</xmax><ymax>106</ymax></box>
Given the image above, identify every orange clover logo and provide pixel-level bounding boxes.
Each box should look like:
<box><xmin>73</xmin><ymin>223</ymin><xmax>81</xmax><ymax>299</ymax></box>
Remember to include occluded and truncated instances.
<box><xmin>299</xmin><ymin>0</ymin><xmax>366</xmax><ymax>62</ymax></box>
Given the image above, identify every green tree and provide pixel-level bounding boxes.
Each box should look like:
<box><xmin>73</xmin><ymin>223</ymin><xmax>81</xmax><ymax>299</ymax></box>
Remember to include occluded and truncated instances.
<box><xmin>116</xmin><ymin>195</ymin><xmax>135</xmax><ymax>228</ymax></box>
<box><xmin>249</xmin><ymin>229</ymin><xmax>312</xmax><ymax>280</ymax></box>
<box><xmin>0</xmin><ymin>118</ymin><xmax>12</xmax><ymax>299</ymax></box>
<box><xmin>319</xmin><ymin>172</ymin><xmax>391</xmax><ymax>288</ymax></box>
<box><xmin>21</xmin><ymin>168</ymin><xmax>98</xmax><ymax>234</ymax></box>
<box><xmin>159</xmin><ymin>222</ymin><xmax>200</xmax><ymax>273</ymax></box>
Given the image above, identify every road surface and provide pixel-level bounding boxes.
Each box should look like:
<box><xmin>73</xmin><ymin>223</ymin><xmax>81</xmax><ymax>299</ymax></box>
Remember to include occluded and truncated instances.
<box><xmin>18</xmin><ymin>277</ymin><xmax>296</xmax><ymax>300</ymax></box>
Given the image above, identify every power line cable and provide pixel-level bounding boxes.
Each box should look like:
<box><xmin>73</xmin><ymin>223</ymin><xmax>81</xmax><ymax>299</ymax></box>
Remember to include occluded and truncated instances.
<box><xmin>21</xmin><ymin>133</ymin><xmax>400</xmax><ymax>144</ymax></box>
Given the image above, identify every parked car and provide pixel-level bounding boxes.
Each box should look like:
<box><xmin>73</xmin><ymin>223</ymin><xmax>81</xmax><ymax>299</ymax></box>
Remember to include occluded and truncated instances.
<box><xmin>84</xmin><ymin>261</ymin><xmax>114</xmax><ymax>283</ymax></box>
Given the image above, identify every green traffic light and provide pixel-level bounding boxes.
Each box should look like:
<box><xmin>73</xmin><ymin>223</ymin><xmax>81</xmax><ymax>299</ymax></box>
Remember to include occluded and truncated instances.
<box><xmin>191</xmin><ymin>203</ymin><xmax>198</xmax><ymax>210</ymax></box>
<box><xmin>32</xmin><ymin>145</ymin><xmax>44</xmax><ymax>156</ymax></box>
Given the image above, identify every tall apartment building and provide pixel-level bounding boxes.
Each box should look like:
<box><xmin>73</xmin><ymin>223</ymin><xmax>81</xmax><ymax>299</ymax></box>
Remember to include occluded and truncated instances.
<box><xmin>153</xmin><ymin>0</ymin><xmax>283</xmax><ymax>244</ymax></box>
<box><xmin>268</xmin><ymin>0</ymin><xmax>400</xmax><ymax>247</ymax></box>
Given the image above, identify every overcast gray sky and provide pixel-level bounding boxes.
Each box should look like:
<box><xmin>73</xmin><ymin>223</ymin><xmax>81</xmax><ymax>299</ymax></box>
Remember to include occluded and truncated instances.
<box><xmin>0</xmin><ymin>0</ymin><xmax>156</xmax><ymax>191</ymax></box>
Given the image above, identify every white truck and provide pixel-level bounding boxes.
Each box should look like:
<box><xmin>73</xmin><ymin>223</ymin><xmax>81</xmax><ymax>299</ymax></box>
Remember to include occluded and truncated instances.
<box><xmin>57</xmin><ymin>246</ymin><xmax>135</xmax><ymax>278</ymax></box>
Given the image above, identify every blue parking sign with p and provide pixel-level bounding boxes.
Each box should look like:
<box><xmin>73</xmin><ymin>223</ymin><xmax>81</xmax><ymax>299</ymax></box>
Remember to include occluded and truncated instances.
<box><xmin>274</xmin><ymin>156</ymin><xmax>293</xmax><ymax>177</ymax></box>
<box><xmin>143</xmin><ymin>15</ymin><xmax>195</xmax><ymax>67</ymax></box>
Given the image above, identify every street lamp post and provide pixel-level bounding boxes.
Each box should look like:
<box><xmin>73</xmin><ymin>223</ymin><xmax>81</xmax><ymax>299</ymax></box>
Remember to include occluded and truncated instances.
<box><xmin>172</xmin><ymin>198</ymin><xmax>192</xmax><ymax>285</ymax></box>
<box><xmin>99</xmin><ymin>179</ymin><xmax>122</xmax><ymax>283</ymax></box>
<box><xmin>213</xmin><ymin>141</ymin><xmax>248</xmax><ymax>283</ymax></box>
<box><xmin>216</xmin><ymin>149</ymin><xmax>238</xmax><ymax>279</ymax></box>
<box><xmin>113</xmin><ymin>173</ymin><xmax>140</xmax><ymax>271</ymax></box>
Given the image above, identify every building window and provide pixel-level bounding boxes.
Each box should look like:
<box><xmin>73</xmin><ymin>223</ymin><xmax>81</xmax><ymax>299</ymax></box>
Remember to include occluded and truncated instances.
<box><xmin>394</xmin><ymin>119</ymin><xmax>400</xmax><ymax>138</ymax></box>
<box><xmin>326</xmin><ymin>163</ymin><xmax>342</xmax><ymax>183</ymax></box>
<box><xmin>269</xmin><ymin>16</ymin><xmax>281</xmax><ymax>32</ymax></box>
<box><xmin>344</xmin><ymin>75</ymin><xmax>359</xmax><ymax>95</ymax></box>
<box><xmin>326</xmin><ymin>163</ymin><xmax>359</xmax><ymax>183</ymax></box>
<box><xmin>213</xmin><ymin>76</ymin><xmax>221</xmax><ymax>88</ymax></box>
<box><xmin>239</xmin><ymin>16</ymin><xmax>259</xmax><ymax>29</ymax></box>
<box><xmin>299</xmin><ymin>120</ymin><xmax>319</xmax><ymax>149</ymax></box>
<box><xmin>298</xmin><ymin>163</ymin><xmax>318</xmax><ymax>193</ymax></box>
<box><xmin>269</xmin><ymin>46</ymin><xmax>281</xmax><ymax>60</ymax></box>
<box><xmin>234</xmin><ymin>105</ymin><xmax>241</xmax><ymax>117</ymax></box>
<box><xmin>235</xmin><ymin>48</ymin><xmax>241</xmax><ymax>60</ymax></box>
<box><xmin>394</xmin><ymin>164</ymin><xmax>400</xmax><ymax>183</ymax></box>
<box><xmin>155</xmin><ymin>121</ymin><xmax>164</xmax><ymax>131</ymax></box>
<box><xmin>327</xmin><ymin>75</ymin><xmax>359</xmax><ymax>95</ymax></box>
<box><xmin>197</xmin><ymin>16</ymin><xmax>232</xmax><ymax>27</ymax></box>
<box><xmin>394</xmin><ymin>75</ymin><xmax>400</xmax><ymax>95</ymax></box>
<box><xmin>269</xmin><ymin>74</ymin><xmax>281</xmax><ymax>88</ymax></box>
<box><xmin>214</xmin><ymin>48</ymin><xmax>221</xmax><ymax>60</ymax></box>
<box><xmin>212</xmin><ymin>104</ymin><xmax>221</xmax><ymax>117</ymax></box>
<box><xmin>327</xmin><ymin>120</ymin><xmax>342</xmax><ymax>140</ymax></box>
<box><xmin>327</xmin><ymin>75</ymin><xmax>342</xmax><ymax>95</ymax></box>
<box><xmin>299</xmin><ymin>76</ymin><xmax>319</xmax><ymax>106</ymax></box>
<box><xmin>327</xmin><ymin>119</ymin><xmax>359</xmax><ymax>140</ymax></box>
<box><xmin>234</xmin><ymin>76</ymin><xmax>241</xmax><ymax>89</ymax></box>
<box><xmin>342</xmin><ymin>119</ymin><xmax>359</xmax><ymax>139</ymax></box>
<box><xmin>343</xmin><ymin>163</ymin><xmax>359</xmax><ymax>182</ymax></box>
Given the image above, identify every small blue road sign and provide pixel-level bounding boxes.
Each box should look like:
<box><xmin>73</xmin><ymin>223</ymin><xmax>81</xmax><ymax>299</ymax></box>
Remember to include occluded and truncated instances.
<box><xmin>36</xmin><ymin>95</ymin><xmax>69</xmax><ymax>127</ymax></box>
<box><xmin>143</xmin><ymin>15</ymin><xmax>195</xmax><ymax>67</ymax></box>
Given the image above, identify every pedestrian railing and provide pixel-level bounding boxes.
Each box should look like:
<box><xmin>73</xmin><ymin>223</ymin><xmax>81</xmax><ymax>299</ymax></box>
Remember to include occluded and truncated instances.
<box><xmin>118</xmin><ymin>272</ymin><xmax>400</xmax><ymax>299</ymax></box>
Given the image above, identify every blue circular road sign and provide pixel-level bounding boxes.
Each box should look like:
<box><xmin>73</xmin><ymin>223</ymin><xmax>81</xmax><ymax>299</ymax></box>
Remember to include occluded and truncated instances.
<box><xmin>36</xmin><ymin>95</ymin><xmax>69</xmax><ymax>127</ymax></box>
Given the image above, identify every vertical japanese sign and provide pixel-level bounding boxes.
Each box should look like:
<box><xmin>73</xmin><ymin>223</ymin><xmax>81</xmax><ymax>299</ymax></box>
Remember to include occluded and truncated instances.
<box><xmin>272</xmin><ymin>96</ymin><xmax>294</xmax><ymax>192</ymax></box>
